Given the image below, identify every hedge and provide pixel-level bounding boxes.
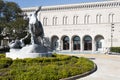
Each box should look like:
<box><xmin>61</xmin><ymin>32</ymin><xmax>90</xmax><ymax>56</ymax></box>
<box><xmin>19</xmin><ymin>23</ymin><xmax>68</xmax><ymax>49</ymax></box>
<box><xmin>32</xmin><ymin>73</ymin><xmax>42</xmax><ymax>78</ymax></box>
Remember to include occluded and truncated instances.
<box><xmin>0</xmin><ymin>54</ymin><xmax>94</xmax><ymax>80</ymax></box>
<box><xmin>110</xmin><ymin>47</ymin><xmax>120</xmax><ymax>53</ymax></box>
<box><xmin>0</xmin><ymin>58</ymin><xmax>13</xmax><ymax>69</ymax></box>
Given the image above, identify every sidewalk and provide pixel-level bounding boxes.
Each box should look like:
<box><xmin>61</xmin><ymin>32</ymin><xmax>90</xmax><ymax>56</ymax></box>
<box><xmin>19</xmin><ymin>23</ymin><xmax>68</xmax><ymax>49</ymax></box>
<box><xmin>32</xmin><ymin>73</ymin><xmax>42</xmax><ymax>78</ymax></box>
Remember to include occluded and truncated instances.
<box><xmin>64</xmin><ymin>54</ymin><xmax>120</xmax><ymax>80</ymax></box>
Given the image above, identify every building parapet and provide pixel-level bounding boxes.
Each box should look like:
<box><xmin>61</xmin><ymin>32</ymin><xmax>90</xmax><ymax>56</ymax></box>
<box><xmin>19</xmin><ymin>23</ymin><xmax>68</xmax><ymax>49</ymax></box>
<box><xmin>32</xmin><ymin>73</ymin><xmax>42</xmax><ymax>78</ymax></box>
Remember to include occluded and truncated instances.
<box><xmin>22</xmin><ymin>7</ymin><xmax>38</xmax><ymax>12</ymax></box>
<box><xmin>22</xmin><ymin>1</ymin><xmax>120</xmax><ymax>12</ymax></box>
<box><xmin>42</xmin><ymin>1</ymin><xmax>120</xmax><ymax>11</ymax></box>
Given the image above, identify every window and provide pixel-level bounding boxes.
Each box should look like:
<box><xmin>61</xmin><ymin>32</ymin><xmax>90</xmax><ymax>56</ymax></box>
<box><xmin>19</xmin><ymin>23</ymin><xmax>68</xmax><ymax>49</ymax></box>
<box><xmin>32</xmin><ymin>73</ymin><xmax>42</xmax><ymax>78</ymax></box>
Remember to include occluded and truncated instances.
<box><xmin>73</xmin><ymin>36</ymin><xmax>80</xmax><ymax>50</ymax></box>
<box><xmin>53</xmin><ymin>17</ymin><xmax>57</xmax><ymax>25</ymax></box>
<box><xmin>96</xmin><ymin>14</ymin><xmax>102</xmax><ymax>24</ymax></box>
<box><xmin>96</xmin><ymin>41</ymin><xmax>102</xmax><ymax>48</ymax></box>
<box><xmin>63</xmin><ymin>16</ymin><xmax>68</xmax><ymax>25</ymax></box>
<box><xmin>84</xmin><ymin>15</ymin><xmax>90</xmax><ymax>24</ymax></box>
<box><xmin>63</xmin><ymin>36</ymin><xmax>69</xmax><ymax>50</ymax></box>
<box><xmin>108</xmin><ymin>13</ymin><xmax>114</xmax><ymax>23</ymax></box>
<box><xmin>43</xmin><ymin>17</ymin><xmax>48</xmax><ymax>26</ymax></box>
<box><xmin>51</xmin><ymin>36</ymin><xmax>59</xmax><ymax>50</ymax></box>
<box><xmin>73</xmin><ymin>16</ymin><xmax>78</xmax><ymax>24</ymax></box>
<box><xmin>95</xmin><ymin>35</ymin><xmax>104</xmax><ymax>51</ymax></box>
<box><xmin>84</xmin><ymin>36</ymin><xmax>92</xmax><ymax>50</ymax></box>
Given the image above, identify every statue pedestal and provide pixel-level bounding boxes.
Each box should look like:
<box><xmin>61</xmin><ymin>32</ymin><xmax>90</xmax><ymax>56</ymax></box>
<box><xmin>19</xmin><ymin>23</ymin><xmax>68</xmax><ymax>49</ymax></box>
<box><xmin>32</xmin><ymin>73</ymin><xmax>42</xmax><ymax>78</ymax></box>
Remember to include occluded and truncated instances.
<box><xmin>6</xmin><ymin>52</ymin><xmax>52</xmax><ymax>59</ymax></box>
<box><xmin>6</xmin><ymin>44</ymin><xmax>52</xmax><ymax>59</ymax></box>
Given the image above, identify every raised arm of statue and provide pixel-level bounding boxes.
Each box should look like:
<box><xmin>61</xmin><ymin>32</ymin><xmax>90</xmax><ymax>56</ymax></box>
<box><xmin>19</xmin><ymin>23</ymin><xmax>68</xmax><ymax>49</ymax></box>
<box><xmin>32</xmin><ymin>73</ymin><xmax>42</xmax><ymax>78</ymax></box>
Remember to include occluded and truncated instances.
<box><xmin>35</xmin><ymin>7</ymin><xmax>41</xmax><ymax>16</ymax></box>
<box><xmin>29</xmin><ymin>7</ymin><xmax>41</xmax><ymax>24</ymax></box>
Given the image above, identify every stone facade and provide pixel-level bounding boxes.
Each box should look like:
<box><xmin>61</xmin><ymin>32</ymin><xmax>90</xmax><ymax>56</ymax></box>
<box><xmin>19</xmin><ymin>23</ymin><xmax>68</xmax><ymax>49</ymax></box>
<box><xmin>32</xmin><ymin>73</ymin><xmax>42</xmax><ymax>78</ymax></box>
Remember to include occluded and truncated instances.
<box><xmin>22</xmin><ymin>0</ymin><xmax>120</xmax><ymax>53</ymax></box>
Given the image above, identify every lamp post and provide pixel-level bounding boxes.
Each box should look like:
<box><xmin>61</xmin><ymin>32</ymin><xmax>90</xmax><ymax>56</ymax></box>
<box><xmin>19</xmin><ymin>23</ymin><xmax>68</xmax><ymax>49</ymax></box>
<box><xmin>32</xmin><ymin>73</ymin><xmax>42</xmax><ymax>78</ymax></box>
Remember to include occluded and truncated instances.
<box><xmin>111</xmin><ymin>23</ymin><xmax>114</xmax><ymax>48</ymax></box>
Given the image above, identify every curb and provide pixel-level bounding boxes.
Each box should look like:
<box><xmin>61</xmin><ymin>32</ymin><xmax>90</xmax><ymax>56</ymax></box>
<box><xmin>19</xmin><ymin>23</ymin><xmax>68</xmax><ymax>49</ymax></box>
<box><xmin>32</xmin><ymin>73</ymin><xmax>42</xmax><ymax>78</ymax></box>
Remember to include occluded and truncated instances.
<box><xmin>109</xmin><ymin>52</ymin><xmax>120</xmax><ymax>55</ymax></box>
<box><xmin>60</xmin><ymin>63</ymin><xmax>97</xmax><ymax>80</ymax></box>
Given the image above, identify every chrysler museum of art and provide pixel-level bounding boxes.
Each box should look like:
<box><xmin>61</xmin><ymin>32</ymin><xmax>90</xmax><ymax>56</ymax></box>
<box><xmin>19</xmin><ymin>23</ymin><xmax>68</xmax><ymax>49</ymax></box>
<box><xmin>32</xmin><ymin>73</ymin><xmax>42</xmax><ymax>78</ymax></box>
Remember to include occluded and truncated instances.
<box><xmin>3</xmin><ymin>0</ymin><xmax>120</xmax><ymax>53</ymax></box>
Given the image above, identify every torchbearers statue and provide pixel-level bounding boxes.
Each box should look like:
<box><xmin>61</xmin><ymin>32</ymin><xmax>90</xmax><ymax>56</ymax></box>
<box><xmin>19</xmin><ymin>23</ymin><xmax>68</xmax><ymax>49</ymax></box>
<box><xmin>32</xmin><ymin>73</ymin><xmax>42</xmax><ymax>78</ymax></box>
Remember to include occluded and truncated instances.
<box><xmin>6</xmin><ymin>7</ymin><xmax>52</xmax><ymax>59</ymax></box>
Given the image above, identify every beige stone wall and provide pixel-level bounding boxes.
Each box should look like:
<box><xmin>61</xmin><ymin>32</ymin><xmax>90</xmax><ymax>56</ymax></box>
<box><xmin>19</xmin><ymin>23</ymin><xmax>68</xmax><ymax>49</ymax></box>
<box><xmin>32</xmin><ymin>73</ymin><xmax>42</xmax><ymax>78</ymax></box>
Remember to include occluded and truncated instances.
<box><xmin>22</xmin><ymin>0</ymin><xmax>120</xmax><ymax>53</ymax></box>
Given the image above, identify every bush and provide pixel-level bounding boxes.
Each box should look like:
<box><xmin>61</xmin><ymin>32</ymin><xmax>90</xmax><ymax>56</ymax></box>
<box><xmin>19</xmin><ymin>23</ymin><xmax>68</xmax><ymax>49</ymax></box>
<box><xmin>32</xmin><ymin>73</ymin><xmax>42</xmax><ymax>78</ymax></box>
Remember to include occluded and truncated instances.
<box><xmin>0</xmin><ymin>54</ymin><xmax>94</xmax><ymax>80</ymax></box>
<box><xmin>0</xmin><ymin>54</ymin><xmax>5</xmax><ymax>58</ymax></box>
<box><xmin>110</xmin><ymin>47</ymin><xmax>120</xmax><ymax>53</ymax></box>
<box><xmin>0</xmin><ymin>58</ymin><xmax>13</xmax><ymax>69</ymax></box>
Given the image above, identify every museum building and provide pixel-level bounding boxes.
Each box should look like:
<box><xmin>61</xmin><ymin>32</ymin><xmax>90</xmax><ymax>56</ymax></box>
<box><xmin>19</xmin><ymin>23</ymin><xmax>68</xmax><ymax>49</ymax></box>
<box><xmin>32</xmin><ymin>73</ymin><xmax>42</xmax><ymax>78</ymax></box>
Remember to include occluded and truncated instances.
<box><xmin>21</xmin><ymin>0</ymin><xmax>120</xmax><ymax>53</ymax></box>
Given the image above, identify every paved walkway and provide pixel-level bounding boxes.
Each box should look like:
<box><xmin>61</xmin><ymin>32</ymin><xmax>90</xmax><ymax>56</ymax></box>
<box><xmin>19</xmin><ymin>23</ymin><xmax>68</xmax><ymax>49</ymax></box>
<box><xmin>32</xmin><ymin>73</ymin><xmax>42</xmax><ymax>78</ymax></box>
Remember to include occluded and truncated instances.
<box><xmin>64</xmin><ymin>54</ymin><xmax>120</xmax><ymax>80</ymax></box>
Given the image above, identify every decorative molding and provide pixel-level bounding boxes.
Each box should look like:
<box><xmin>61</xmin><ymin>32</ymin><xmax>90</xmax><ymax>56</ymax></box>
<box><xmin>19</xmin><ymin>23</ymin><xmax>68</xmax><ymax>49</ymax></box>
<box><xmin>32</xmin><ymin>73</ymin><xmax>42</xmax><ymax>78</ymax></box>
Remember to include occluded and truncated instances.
<box><xmin>23</xmin><ymin>9</ymin><xmax>36</xmax><ymax>12</ymax></box>
<box><xmin>22</xmin><ymin>1</ymin><xmax>120</xmax><ymax>12</ymax></box>
<box><xmin>41</xmin><ymin>1</ymin><xmax>120</xmax><ymax>11</ymax></box>
<box><xmin>22</xmin><ymin>7</ymin><xmax>38</xmax><ymax>12</ymax></box>
<box><xmin>43</xmin><ymin>22</ymin><xmax>120</xmax><ymax>27</ymax></box>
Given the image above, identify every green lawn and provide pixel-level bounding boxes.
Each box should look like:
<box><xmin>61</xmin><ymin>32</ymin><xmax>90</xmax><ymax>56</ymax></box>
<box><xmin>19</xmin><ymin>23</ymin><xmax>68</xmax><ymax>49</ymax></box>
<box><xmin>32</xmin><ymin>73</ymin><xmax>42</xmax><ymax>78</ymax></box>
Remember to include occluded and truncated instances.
<box><xmin>0</xmin><ymin>54</ymin><xmax>94</xmax><ymax>80</ymax></box>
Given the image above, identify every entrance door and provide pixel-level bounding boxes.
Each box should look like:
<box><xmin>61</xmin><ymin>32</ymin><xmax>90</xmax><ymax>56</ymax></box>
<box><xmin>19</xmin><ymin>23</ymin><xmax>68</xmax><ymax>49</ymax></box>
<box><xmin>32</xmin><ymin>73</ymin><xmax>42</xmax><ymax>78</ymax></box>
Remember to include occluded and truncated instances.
<box><xmin>63</xmin><ymin>36</ymin><xmax>69</xmax><ymax>50</ymax></box>
<box><xmin>95</xmin><ymin>35</ymin><xmax>104</xmax><ymax>51</ymax></box>
<box><xmin>84</xmin><ymin>36</ymin><xmax>92</xmax><ymax>50</ymax></box>
<box><xmin>51</xmin><ymin>36</ymin><xmax>59</xmax><ymax>51</ymax></box>
<box><xmin>73</xmin><ymin>36</ymin><xmax>80</xmax><ymax>50</ymax></box>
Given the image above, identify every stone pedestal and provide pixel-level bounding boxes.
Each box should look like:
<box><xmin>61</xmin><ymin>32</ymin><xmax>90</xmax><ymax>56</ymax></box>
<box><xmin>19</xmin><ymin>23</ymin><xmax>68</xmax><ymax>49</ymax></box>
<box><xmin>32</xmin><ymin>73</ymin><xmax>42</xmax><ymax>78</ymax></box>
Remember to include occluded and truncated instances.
<box><xmin>6</xmin><ymin>44</ymin><xmax>52</xmax><ymax>59</ymax></box>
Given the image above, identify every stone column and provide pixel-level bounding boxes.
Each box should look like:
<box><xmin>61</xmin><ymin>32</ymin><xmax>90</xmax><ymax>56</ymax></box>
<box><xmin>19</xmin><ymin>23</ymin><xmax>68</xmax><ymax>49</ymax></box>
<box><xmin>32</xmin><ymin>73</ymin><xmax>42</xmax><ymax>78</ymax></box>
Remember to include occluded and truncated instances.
<box><xmin>69</xmin><ymin>37</ymin><xmax>72</xmax><ymax>51</ymax></box>
<box><xmin>60</xmin><ymin>39</ymin><xmax>63</xmax><ymax>51</ymax></box>
<box><xmin>92</xmin><ymin>40</ymin><xmax>95</xmax><ymax>53</ymax></box>
<box><xmin>80</xmin><ymin>38</ymin><xmax>83</xmax><ymax>52</ymax></box>
<box><xmin>56</xmin><ymin>39</ymin><xmax>60</xmax><ymax>51</ymax></box>
<box><xmin>71</xmin><ymin>39</ymin><xmax>73</xmax><ymax>52</ymax></box>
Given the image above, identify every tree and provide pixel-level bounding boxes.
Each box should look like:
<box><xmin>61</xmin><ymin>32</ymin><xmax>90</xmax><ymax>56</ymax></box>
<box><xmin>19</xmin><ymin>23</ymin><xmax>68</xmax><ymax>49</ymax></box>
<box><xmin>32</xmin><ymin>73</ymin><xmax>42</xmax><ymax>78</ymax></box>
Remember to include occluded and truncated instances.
<box><xmin>0</xmin><ymin>0</ymin><xmax>5</xmax><ymax>27</ymax></box>
<box><xmin>0</xmin><ymin>0</ymin><xmax>4</xmax><ymax>16</ymax></box>
<box><xmin>0</xmin><ymin>0</ymin><xmax>5</xmax><ymax>42</ymax></box>
<box><xmin>0</xmin><ymin>0</ymin><xmax>28</xmax><ymax>42</ymax></box>
<box><xmin>3</xmin><ymin>1</ymin><xmax>22</xmax><ymax>22</ymax></box>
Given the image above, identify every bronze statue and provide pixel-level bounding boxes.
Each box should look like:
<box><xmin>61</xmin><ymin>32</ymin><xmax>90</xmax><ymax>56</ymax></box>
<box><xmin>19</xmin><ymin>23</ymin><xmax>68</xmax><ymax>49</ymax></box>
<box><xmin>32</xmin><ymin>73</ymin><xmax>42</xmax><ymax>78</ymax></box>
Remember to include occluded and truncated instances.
<box><xmin>29</xmin><ymin>7</ymin><xmax>44</xmax><ymax>45</ymax></box>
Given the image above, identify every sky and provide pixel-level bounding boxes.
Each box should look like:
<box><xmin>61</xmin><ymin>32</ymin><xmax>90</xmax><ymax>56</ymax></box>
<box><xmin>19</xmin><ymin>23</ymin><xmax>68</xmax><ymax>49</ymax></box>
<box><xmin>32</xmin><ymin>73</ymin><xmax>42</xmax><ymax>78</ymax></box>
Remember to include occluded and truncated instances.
<box><xmin>5</xmin><ymin>0</ymin><xmax>109</xmax><ymax>8</ymax></box>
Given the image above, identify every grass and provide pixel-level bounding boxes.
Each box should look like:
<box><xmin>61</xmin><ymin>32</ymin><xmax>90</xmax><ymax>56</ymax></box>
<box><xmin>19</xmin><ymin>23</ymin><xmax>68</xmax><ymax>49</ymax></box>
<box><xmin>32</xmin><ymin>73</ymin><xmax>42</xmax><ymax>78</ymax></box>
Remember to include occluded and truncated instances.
<box><xmin>0</xmin><ymin>53</ymin><xmax>94</xmax><ymax>80</ymax></box>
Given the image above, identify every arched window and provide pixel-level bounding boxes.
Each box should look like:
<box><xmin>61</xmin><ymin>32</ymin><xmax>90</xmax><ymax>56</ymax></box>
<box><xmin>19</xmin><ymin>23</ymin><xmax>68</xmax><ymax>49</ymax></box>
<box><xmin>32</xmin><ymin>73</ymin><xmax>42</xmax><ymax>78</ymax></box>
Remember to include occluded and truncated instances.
<box><xmin>63</xmin><ymin>16</ymin><xmax>68</xmax><ymax>25</ymax></box>
<box><xmin>43</xmin><ymin>17</ymin><xmax>48</xmax><ymax>26</ymax></box>
<box><xmin>51</xmin><ymin>36</ymin><xmax>59</xmax><ymax>51</ymax></box>
<box><xmin>73</xmin><ymin>16</ymin><xmax>78</xmax><ymax>24</ymax></box>
<box><xmin>108</xmin><ymin>13</ymin><xmax>114</xmax><ymax>23</ymax></box>
<box><xmin>73</xmin><ymin>36</ymin><xmax>80</xmax><ymax>50</ymax></box>
<box><xmin>96</xmin><ymin>14</ymin><xmax>102</xmax><ymax>24</ymax></box>
<box><xmin>53</xmin><ymin>17</ymin><xmax>57</xmax><ymax>25</ymax></box>
<box><xmin>84</xmin><ymin>15</ymin><xmax>90</xmax><ymax>24</ymax></box>
<box><xmin>63</xmin><ymin>36</ymin><xmax>69</xmax><ymax>50</ymax></box>
<box><xmin>95</xmin><ymin>35</ymin><xmax>104</xmax><ymax>51</ymax></box>
<box><xmin>83</xmin><ymin>36</ymin><xmax>92</xmax><ymax>50</ymax></box>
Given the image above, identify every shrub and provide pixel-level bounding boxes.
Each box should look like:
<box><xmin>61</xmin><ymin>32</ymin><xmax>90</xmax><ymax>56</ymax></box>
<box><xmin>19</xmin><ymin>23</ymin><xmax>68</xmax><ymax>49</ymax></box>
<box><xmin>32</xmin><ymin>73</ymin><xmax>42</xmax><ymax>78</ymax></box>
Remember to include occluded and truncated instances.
<box><xmin>110</xmin><ymin>47</ymin><xmax>120</xmax><ymax>53</ymax></box>
<box><xmin>0</xmin><ymin>54</ymin><xmax>94</xmax><ymax>80</ymax></box>
<box><xmin>0</xmin><ymin>58</ymin><xmax>13</xmax><ymax>69</ymax></box>
<box><xmin>0</xmin><ymin>54</ymin><xmax>5</xmax><ymax>58</ymax></box>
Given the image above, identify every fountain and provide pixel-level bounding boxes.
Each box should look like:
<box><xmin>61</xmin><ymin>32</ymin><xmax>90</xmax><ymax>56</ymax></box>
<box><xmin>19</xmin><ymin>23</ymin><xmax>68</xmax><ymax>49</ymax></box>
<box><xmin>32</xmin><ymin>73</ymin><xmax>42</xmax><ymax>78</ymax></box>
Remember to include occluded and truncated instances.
<box><xmin>6</xmin><ymin>7</ymin><xmax>52</xmax><ymax>59</ymax></box>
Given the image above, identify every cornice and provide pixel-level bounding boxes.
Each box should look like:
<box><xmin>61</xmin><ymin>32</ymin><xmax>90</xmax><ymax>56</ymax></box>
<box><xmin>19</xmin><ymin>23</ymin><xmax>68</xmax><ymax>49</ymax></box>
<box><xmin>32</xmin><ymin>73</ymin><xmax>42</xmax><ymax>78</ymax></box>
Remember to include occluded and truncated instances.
<box><xmin>22</xmin><ymin>1</ymin><xmax>120</xmax><ymax>12</ymax></box>
<box><xmin>22</xmin><ymin>7</ymin><xmax>38</xmax><ymax>12</ymax></box>
<box><xmin>42</xmin><ymin>1</ymin><xmax>120</xmax><ymax>11</ymax></box>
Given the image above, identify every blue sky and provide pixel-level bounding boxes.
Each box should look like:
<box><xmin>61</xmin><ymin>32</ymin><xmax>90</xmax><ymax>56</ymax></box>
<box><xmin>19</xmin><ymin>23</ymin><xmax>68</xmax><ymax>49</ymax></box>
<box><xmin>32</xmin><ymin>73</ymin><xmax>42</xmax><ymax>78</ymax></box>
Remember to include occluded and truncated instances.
<box><xmin>5</xmin><ymin>0</ymin><xmax>107</xmax><ymax>8</ymax></box>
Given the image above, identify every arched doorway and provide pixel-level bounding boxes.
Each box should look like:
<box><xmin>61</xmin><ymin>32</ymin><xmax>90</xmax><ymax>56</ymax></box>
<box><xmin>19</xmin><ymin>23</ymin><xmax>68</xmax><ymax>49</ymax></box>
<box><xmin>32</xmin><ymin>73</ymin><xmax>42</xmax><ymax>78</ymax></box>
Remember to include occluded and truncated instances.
<box><xmin>51</xmin><ymin>36</ymin><xmax>59</xmax><ymax>51</ymax></box>
<box><xmin>95</xmin><ymin>35</ymin><xmax>104</xmax><ymax>51</ymax></box>
<box><xmin>83</xmin><ymin>35</ymin><xmax>92</xmax><ymax>50</ymax></box>
<box><xmin>63</xmin><ymin>36</ymin><xmax>69</xmax><ymax>50</ymax></box>
<box><xmin>73</xmin><ymin>36</ymin><xmax>80</xmax><ymax>50</ymax></box>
